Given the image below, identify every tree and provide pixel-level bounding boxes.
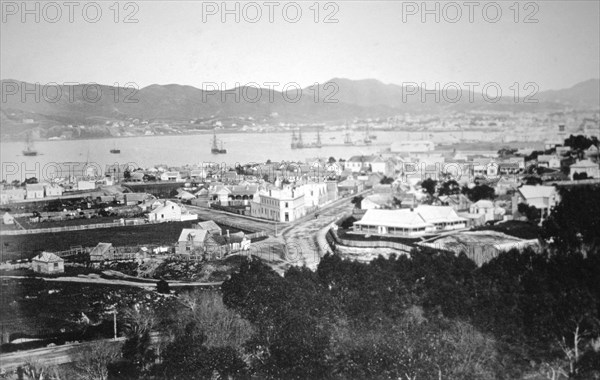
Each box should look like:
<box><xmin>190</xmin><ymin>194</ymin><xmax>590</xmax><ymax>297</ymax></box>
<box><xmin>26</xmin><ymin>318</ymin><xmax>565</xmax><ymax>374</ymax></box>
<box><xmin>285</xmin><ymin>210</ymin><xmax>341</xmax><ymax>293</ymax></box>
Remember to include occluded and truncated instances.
<box><xmin>157</xmin><ymin>322</ymin><xmax>247</xmax><ymax>379</ymax></box>
<box><xmin>328</xmin><ymin>156</ymin><xmax>336</xmax><ymax>164</ymax></box>
<box><xmin>438</xmin><ymin>180</ymin><xmax>460</xmax><ymax>196</ymax></box>
<box><xmin>564</xmin><ymin>135</ymin><xmax>599</xmax><ymax>160</ymax></box>
<box><xmin>517</xmin><ymin>203</ymin><xmax>540</xmax><ymax>222</ymax></box>
<box><xmin>380</xmin><ymin>176</ymin><xmax>394</xmax><ymax>185</ymax></box>
<box><xmin>421</xmin><ymin>178</ymin><xmax>437</xmax><ymax>197</ymax></box>
<box><xmin>463</xmin><ymin>184</ymin><xmax>496</xmax><ymax>202</ymax></box>
<box><xmin>74</xmin><ymin>341</ymin><xmax>121</xmax><ymax>380</ymax></box>
<box><xmin>156</xmin><ymin>279</ymin><xmax>170</xmax><ymax>294</ymax></box>
<box><xmin>23</xmin><ymin>177</ymin><xmax>38</xmax><ymax>185</ymax></box>
<box><xmin>351</xmin><ymin>195</ymin><xmax>363</xmax><ymax>209</ymax></box>
<box><xmin>523</xmin><ymin>176</ymin><xmax>543</xmax><ymax>185</ymax></box>
<box><xmin>542</xmin><ymin>185</ymin><xmax>600</xmax><ymax>250</ymax></box>
<box><xmin>498</xmin><ymin>147</ymin><xmax>517</xmax><ymax>158</ymax></box>
<box><xmin>573</xmin><ymin>172</ymin><xmax>589</xmax><ymax>180</ymax></box>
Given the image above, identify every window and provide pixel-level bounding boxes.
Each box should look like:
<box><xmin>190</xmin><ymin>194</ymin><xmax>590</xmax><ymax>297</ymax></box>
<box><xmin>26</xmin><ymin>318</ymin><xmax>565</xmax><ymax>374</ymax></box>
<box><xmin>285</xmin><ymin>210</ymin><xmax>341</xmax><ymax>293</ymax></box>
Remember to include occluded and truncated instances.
<box><xmin>54</xmin><ymin>262</ymin><xmax>59</xmax><ymax>268</ymax></box>
<box><xmin>285</xmin><ymin>202</ymin><xmax>288</xmax><ymax>208</ymax></box>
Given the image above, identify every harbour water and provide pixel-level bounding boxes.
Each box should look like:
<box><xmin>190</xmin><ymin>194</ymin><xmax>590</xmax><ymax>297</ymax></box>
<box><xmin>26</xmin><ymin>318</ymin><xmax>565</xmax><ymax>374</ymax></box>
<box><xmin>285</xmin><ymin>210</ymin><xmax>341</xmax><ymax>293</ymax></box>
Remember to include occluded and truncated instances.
<box><xmin>0</xmin><ymin>130</ymin><xmax>540</xmax><ymax>180</ymax></box>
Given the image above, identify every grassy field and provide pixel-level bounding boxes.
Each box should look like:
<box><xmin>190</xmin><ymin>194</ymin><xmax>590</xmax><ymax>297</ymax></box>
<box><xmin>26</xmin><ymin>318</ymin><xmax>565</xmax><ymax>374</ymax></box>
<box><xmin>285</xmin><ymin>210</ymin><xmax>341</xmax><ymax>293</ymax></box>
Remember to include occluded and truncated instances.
<box><xmin>0</xmin><ymin>221</ymin><xmax>249</xmax><ymax>261</ymax></box>
<box><xmin>0</xmin><ymin>277</ymin><xmax>175</xmax><ymax>352</ymax></box>
<box><xmin>472</xmin><ymin>220</ymin><xmax>542</xmax><ymax>240</ymax></box>
<box><xmin>14</xmin><ymin>215</ymin><xmax>122</xmax><ymax>229</ymax></box>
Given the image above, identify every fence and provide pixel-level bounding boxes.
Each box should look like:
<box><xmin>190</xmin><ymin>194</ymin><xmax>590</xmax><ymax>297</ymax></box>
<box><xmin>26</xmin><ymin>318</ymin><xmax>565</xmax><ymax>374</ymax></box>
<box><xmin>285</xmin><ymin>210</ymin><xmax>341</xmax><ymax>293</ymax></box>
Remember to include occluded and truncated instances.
<box><xmin>247</xmin><ymin>231</ymin><xmax>268</xmax><ymax>240</ymax></box>
<box><xmin>327</xmin><ymin>229</ymin><xmax>414</xmax><ymax>253</ymax></box>
<box><xmin>0</xmin><ymin>221</ymin><xmax>123</xmax><ymax>235</ymax></box>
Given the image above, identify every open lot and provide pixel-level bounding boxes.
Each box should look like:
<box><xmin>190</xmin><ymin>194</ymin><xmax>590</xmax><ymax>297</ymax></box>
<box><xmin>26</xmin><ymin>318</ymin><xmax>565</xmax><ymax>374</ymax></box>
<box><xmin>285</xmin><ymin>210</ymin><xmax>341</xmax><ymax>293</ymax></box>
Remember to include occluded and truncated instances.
<box><xmin>0</xmin><ymin>220</ymin><xmax>249</xmax><ymax>261</ymax></box>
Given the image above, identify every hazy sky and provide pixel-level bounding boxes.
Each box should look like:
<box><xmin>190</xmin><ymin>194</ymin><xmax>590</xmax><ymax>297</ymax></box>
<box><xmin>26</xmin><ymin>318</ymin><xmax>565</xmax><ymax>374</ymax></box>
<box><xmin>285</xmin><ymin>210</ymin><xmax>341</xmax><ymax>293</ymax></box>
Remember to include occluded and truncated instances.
<box><xmin>1</xmin><ymin>1</ymin><xmax>599</xmax><ymax>91</ymax></box>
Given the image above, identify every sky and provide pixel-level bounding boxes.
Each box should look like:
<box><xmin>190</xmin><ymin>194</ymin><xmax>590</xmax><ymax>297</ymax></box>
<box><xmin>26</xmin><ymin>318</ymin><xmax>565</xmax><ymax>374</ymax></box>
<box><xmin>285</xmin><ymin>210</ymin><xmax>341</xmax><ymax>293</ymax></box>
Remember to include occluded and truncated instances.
<box><xmin>1</xmin><ymin>0</ymin><xmax>599</xmax><ymax>92</ymax></box>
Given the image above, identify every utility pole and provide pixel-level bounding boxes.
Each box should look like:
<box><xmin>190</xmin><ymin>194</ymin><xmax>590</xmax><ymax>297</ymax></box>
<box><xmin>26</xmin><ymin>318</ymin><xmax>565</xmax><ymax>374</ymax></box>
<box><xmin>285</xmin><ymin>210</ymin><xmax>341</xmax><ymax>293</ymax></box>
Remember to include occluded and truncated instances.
<box><xmin>113</xmin><ymin>310</ymin><xmax>117</xmax><ymax>340</ymax></box>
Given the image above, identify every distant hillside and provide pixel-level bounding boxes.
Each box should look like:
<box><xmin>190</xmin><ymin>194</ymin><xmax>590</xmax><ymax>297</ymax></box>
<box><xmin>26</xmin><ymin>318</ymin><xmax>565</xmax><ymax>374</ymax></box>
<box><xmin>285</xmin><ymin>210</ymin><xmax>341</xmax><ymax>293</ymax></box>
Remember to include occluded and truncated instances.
<box><xmin>0</xmin><ymin>78</ymin><xmax>598</xmax><ymax>138</ymax></box>
<box><xmin>537</xmin><ymin>79</ymin><xmax>600</xmax><ymax>108</ymax></box>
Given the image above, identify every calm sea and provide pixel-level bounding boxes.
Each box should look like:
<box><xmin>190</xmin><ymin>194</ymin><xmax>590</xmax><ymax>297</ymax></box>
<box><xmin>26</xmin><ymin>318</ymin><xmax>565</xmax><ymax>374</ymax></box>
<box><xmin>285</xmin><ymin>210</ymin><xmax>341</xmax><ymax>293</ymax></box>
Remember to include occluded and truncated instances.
<box><xmin>0</xmin><ymin>130</ymin><xmax>538</xmax><ymax>181</ymax></box>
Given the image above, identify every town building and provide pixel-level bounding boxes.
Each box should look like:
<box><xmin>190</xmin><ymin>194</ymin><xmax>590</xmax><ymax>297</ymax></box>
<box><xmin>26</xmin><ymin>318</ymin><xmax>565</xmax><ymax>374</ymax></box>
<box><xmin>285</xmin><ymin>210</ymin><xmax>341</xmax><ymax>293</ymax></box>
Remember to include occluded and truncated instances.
<box><xmin>32</xmin><ymin>252</ymin><xmax>64</xmax><ymax>274</ymax></box>
<box><xmin>346</xmin><ymin>155</ymin><xmax>376</xmax><ymax>173</ymax></box>
<box><xmin>43</xmin><ymin>183</ymin><xmax>64</xmax><ymax>197</ymax></box>
<box><xmin>25</xmin><ymin>183</ymin><xmax>45</xmax><ymax>199</ymax></box>
<box><xmin>537</xmin><ymin>155</ymin><xmax>561</xmax><ymax>169</ymax></box>
<box><xmin>250</xmin><ymin>188</ymin><xmax>306</xmax><ymax>222</ymax></box>
<box><xmin>353</xmin><ymin>205</ymin><xmax>467</xmax><ymax>237</ymax></box>
<box><xmin>512</xmin><ymin>185</ymin><xmax>560</xmax><ymax>215</ymax></box>
<box><xmin>569</xmin><ymin>159</ymin><xmax>600</xmax><ymax>180</ymax></box>
<box><xmin>176</xmin><ymin>228</ymin><xmax>211</xmax><ymax>255</ymax></box>
<box><xmin>160</xmin><ymin>171</ymin><xmax>183</xmax><ymax>182</ymax></box>
<box><xmin>2</xmin><ymin>212</ymin><xmax>15</xmax><ymax>225</ymax></box>
<box><xmin>147</xmin><ymin>200</ymin><xmax>198</xmax><ymax>222</ymax></box>
<box><xmin>468</xmin><ymin>200</ymin><xmax>506</xmax><ymax>223</ymax></box>
<box><xmin>0</xmin><ymin>188</ymin><xmax>26</xmax><ymax>204</ymax></box>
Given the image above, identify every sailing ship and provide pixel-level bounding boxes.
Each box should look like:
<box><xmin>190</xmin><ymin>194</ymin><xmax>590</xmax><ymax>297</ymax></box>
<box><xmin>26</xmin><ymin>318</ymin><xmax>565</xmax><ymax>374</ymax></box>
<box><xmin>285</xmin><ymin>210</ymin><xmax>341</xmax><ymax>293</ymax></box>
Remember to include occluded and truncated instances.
<box><xmin>211</xmin><ymin>129</ymin><xmax>227</xmax><ymax>154</ymax></box>
<box><xmin>22</xmin><ymin>132</ymin><xmax>38</xmax><ymax>156</ymax></box>
<box><xmin>292</xmin><ymin>128</ymin><xmax>322</xmax><ymax>149</ymax></box>
<box><xmin>110</xmin><ymin>142</ymin><xmax>120</xmax><ymax>154</ymax></box>
<box><xmin>344</xmin><ymin>129</ymin><xmax>353</xmax><ymax>145</ymax></box>
<box><xmin>291</xmin><ymin>129</ymin><xmax>304</xmax><ymax>149</ymax></box>
<box><xmin>363</xmin><ymin>125</ymin><xmax>372</xmax><ymax>145</ymax></box>
<box><xmin>315</xmin><ymin>128</ymin><xmax>322</xmax><ymax>148</ymax></box>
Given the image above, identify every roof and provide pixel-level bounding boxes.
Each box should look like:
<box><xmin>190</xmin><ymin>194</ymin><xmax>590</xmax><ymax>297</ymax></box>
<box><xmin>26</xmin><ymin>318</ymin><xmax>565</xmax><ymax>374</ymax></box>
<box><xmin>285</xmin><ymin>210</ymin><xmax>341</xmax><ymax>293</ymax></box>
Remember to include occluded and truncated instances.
<box><xmin>90</xmin><ymin>242</ymin><xmax>113</xmax><ymax>257</ymax></box>
<box><xmin>25</xmin><ymin>183</ymin><xmax>45</xmax><ymax>191</ymax></box>
<box><xmin>125</xmin><ymin>193</ymin><xmax>148</xmax><ymax>201</ymax></box>
<box><xmin>230</xmin><ymin>185</ymin><xmax>258</xmax><ymax>195</ymax></box>
<box><xmin>518</xmin><ymin>185</ymin><xmax>556</xmax><ymax>199</ymax></box>
<box><xmin>364</xmin><ymin>193</ymin><xmax>393</xmax><ymax>205</ymax></box>
<box><xmin>33</xmin><ymin>251</ymin><xmax>63</xmax><ymax>263</ymax></box>
<box><xmin>355</xmin><ymin>209</ymin><xmax>431</xmax><ymax>229</ymax></box>
<box><xmin>347</xmin><ymin>155</ymin><xmax>376</xmax><ymax>163</ymax></box>
<box><xmin>212</xmin><ymin>232</ymin><xmax>246</xmax><ymax>245</ymax></box>
<box><xmin>149</xmin><ymin>200</ymin><xmax>180</xmax><ymax>214</ymax></box>
<box><xmin>355</xmin><ymin>205</ymin><xmax>466</xmax><ymax>229</ymax></box>
<box><xmin>195</xmin><ymin>220</ymin><xmax>221</xmax><ymax>234</ymax></box>
<box><xmin>537</xmin><ymin>155</ymin><xmax>558</xmax><ymax>162</ymax></box>
<box><xmin>177</xmin><ymin>190</ymin><xmax>196</xmax><ymax>200</ymax></box>
<box><xmin>570</xmin><ymin>160</ymin><xmax>598</xmax><ymax>168</ymax></box>
<box><xmin>472</xmin><ymin>200</ymin><xmax>494</xmax><ymax>209</ymax></box>
<box><xmin>178</xmin><ymin>228</ymin><xmax>208</xmax><ymax>243</ymax></box>
<box><xmin>415</xmin><ymin>205</ymin><xmax>466</xmax><ymax>224</ymax></box>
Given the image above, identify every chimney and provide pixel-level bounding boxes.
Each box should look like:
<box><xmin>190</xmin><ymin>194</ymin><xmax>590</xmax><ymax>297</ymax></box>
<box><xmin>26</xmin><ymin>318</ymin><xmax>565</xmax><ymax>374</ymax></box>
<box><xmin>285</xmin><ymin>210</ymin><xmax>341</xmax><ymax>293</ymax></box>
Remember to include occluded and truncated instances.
<box><xmin>410</xmin><ymin>207</ymin><xmax>414</xmax><ymax>212</ymax></box>
<box><xmin>226</xmin><ymin>229</ymin><xmax>230</xmax><ymax>237</ymax></box>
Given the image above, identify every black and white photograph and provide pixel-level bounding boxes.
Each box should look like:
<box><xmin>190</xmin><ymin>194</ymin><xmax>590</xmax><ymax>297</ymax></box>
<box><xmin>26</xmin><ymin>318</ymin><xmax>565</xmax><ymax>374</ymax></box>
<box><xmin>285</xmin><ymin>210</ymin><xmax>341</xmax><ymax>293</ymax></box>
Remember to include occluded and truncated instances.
<box><xmin>1</xmin><ymin>0</ymin><xmax>599</xmax><ymax>378</ymax></box>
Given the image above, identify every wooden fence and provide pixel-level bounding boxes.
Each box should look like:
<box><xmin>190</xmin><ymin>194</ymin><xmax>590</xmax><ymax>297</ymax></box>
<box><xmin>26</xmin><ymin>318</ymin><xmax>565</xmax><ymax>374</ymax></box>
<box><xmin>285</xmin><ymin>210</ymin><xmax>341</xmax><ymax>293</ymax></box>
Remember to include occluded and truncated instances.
<box><xmin>0</xmin><ymin>221</ymin><xmax>123</xmax><ymax>235</ymax></box>
<box><xmin>327</xmin><ymin>229</ymin><xmax>414</xmax><ymax>253</ymax></box>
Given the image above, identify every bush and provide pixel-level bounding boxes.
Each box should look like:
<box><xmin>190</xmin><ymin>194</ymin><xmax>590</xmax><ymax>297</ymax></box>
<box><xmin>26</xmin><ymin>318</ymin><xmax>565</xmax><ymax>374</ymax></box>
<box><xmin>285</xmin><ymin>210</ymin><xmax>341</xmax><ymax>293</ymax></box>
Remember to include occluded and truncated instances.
<box><xmin>156</xmin><ymin>279</ymin><xmax>170</xmax><ymax>294</ymax></box>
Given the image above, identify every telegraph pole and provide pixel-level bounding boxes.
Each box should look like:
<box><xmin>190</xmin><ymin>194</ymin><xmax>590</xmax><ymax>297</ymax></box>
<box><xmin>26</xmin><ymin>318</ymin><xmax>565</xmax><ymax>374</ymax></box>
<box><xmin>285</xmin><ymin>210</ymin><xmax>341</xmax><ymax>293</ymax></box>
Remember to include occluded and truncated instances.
<box><xmin>112</xmin><ymin>310</ymin><xmax>117</xmax><ymax>340</ymax></box>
